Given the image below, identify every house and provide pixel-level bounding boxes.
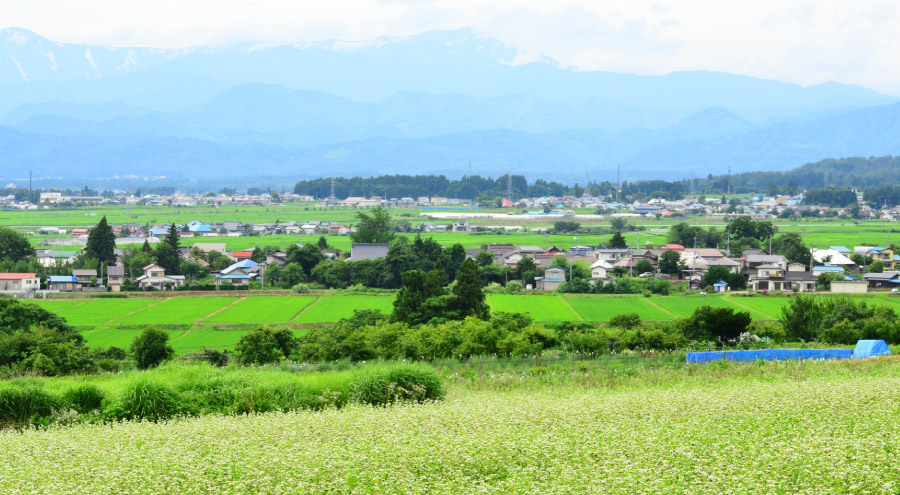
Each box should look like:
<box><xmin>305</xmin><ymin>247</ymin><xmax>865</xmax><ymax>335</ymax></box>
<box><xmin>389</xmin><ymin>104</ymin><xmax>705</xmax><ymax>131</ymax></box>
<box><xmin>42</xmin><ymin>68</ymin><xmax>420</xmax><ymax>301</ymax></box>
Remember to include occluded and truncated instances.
<box><xmin>348</xmin><ymin>243</ymin><xmax>390</xmax><ymax>261</ymax></box>
<box><xmin>713</xmin><ymin>281</ymin><xmax>728</xmax><ymax>293</ymax></box>
<box><xmin>213</xmin><ymin>260</ymin><xmax>259</xmax><ymax>286</ymax></box>
<box><xmin>863</xmin><ymin>272</ymin><xmax>900</xmax><ymax>289</ymax></box>
<box><xmin>707</xmin><ymin>257</ymin><xmax>742</xmax><ymax>274</ymax></box>
<box><xmin>48</xmin><ymin>275</ymin><xmax>79</xmax><ymax>292</ymax></box>
<box><xmin>811</xmin><ymin>248</ymin><xmax>856</xmax><ymax>268</ymax></box>
<box><xmin>595</xmin><ymin>248</ymin><xmax>629</xmax><ymax>263</ymax></box>
<box><xmin>107</xmin><ymin>265</ymin><xmax>125</xmax><ymax>292</ymax></box>
<box><xmin>517</xmin><ymin>246</ymin><xmax>545</xmax><ymax>256</ymax></box>
<box><xmin>135</xmin><ymin>263</ymin><xmax>185</xmax><ymax>290</ymax></box>
<box><xmin>813</xmin><ymin>265</ymin><xmax>844</xmax><ymax>276</ymax></box>
<box><xmin>658</xmin><ymin>244</ymin><xmax>685</xmax><ymax>252</ymax></box>
<box><xmin>749</xmin><ymin>264</ymin><xmax>786</xmax><ymax>291</ymax></box>
<box><xmin>266</xmin><ymin>250</ymin><xmax>288</xmax><ymax>268</ymax></box>
<box><xmin>488</xmin><ymin>244</ymin><xmax>516</xmax><ymax>264</ymax></box>
<box><xmin>568</xmin><ymin>245</ymin><xmax>595</xmax><ymax>257</ymax></box>
<box><xmin>36</xmin><ymin>250</ymin><xmax>78</xmax><ymax>267</ymax></box>
<box><xmin>233</xmin><ymin>251</ymin><xmax>254</xmax><ymax>261</ymax></box>
<box><xmin>742</xmin><ymin>254</ymin><xmax>787</xmax><ymax>277</ymax></box>
<box><xmin>0</xmin><ymin>273</ymin><xmax>40</xmax><ymax>295</ymax></box>
<box><xmin>221</xmin><ymin>222</ymin><xmax>246</xmax><ymax>234</ymax></box>
<box><xmin>856</xmin><ymin>247</ymin><xmax>896</xmax><ymax>269</ymax></box>
<box><xmin>535</xmin><ymin>266</ymin><xmax>567</xmax><ymax>291</ymax></box>
<box><xmin>694</xmin><ymin>248</ymin><xmax>726</xmax><ymax>262</ymax></box>
<box><xmin>72</xmin><ymin>269</ymin><xmax>97</xmax><ymax>285</ymax></box>
<box><xmin>192</xmin><ymin>243</ymin><xmax>227</xmax><ymax>254</ymax></box>
<box><xmin>784</xmin><ymin>270</ymin><xmax>817</xmax><ymax>292</ymax></box>
<box><xmin>590</xmin><ymin>260</ymin><xmax>613</xmax><ymax>280</ymax></box>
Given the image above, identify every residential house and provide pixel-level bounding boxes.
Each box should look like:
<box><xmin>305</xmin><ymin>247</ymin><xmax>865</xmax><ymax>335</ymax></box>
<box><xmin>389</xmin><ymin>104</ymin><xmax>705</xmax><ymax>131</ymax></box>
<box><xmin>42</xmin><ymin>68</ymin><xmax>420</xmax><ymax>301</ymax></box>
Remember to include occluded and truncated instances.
<box><xmin>135</xmin><ymin>263</ymin><xmax>185</xmax><ymax>290</ymax></box>
<box><xmin>233</xmin><ymin>251</ymin><xmax>254</xmax><ymax>261</ymax></box>
<box><xmin>811</xmin><ymin>248</ymin><xmax>856</xmax><ymax>268</ymax></box>
<box><xmin>48</xmin><ymin>275</ymin><xmax>79</xmax><ymax>292</ymax></box>
<box><xmin>590</xmin><ymin>260</ymin><xmax>613</xmax><ymax>280</ymax></box>
<box><xmin>214</xmin><ymin>259</ymin><xmax>259</xmax><ymax>286</ymax></box>
<box><xmin>741</xmin><ymin>254</ymin><xmax>787</xmax><ymax>277</ymax></box>
<box><xmin>854</xmin><ymin>247</ymin><xmax>895</xmax><ymax>269</ymax></box>
<box><xmin>812</xmin><ymin>265</ymin><xmax>844</xmax><ymax>276</ymax></box>
<box><xmin>36</xmin><ymin>250</ymin><xmax>77</xmax><ymax>267</ymax></box>
<box><xmin>568</xmin><ymin>245</ymin><xmax>595</xmax><ymax>257</ymax></box>
<box><xmin>266</xmin><ymin>250</ymin><xmax>288</xmax><ymax>268</ymax></box>
<box><xmin>595</xmin><ymin>248</ymin><xmax>629</xmax><ymax>263</ymax></box>
<box><xmin>72</xmin><ymin>269</ymin><xmax>97</xmax><ymax>286</ymax></box>
<box><xmin>107</xmin><ymin>265</ymin><xmax>125</xmax><ymax>292</ymax></box>
<box><xmin>713</xmin><ymin>281</ymin><xmax>729</xmax><ymax>293</ymax></box>
<box><xmin>488</xmin><ymin>244</ymin><xmax>516</xmax><ymax>265</ymax></box>
<box><xmin>707</xmin><ymin>257</ymin><xmax>742</xmax><ymax>274</ymax></box>
<box><xmin>192</xmin><ymin>243</ymin><xmax>227</xmax><ymax>255</ymax></box>
<box><xmin>348</xmin><ymin>243</ymin><xmax>390</xmax><ymax>261</ymax></box>
<box><xmin>694</xmin><ymin>248</ymin><xmax>726</xmax><ymax>263</ymax></box>
<box><xmin>784</xmin><ymin>270</ymin><xmax>817</xmax><ymax>292</ymax></box>
<box><xmin>535</xmin><ymin>266</ymin><xmax>567</xmax><ymax>291</ymax></box>
<box><xmin>0</xmin><ymin>273</ymin><xmax>40</xmax><ymax>295</ymax></box>
<box><xmin>863</xmin><ymin>272</ymin><xmax>900</xmax><ymax>289</ymax></box>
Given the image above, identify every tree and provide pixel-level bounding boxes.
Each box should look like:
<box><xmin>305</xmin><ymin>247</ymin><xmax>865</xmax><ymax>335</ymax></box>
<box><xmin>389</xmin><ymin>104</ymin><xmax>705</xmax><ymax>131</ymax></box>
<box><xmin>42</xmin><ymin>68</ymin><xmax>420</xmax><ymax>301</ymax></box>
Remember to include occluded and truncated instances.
<box><xmin>609</xmin><ymin>232</ymin><xmax>627</xmax><ymax>248</ymax></box>
<box><xmin>142</xmin><ymin>239</ymin><xmax>152</xmax><ymax>253</ymax></box>
<box><xmin>163</xmin><ymin>222</ymin><xmax>180</xmax><ymax>250</ymax></box>
<box><xmin>683</xmin><ymin>306</ymin><xmax>752</xmax><ymax>342</ymax></box>
<box><xmin>250</xmin><ymin>247</ymin><xmax>266</xmax><ymax>263</ymax></box>
<box><xmin>701</xmin><ymin>266</ymin><xmax>746</xmax><ymax>291</ymax></box>
<box><xmin>281</xmin><ymin>262</ymin><xmax>307</xmax><ymax>286</ymax></box>
<box><xmin>235</xmin><ymin>327</ymin><xmax>285</xmax><ymax>365</ymax></box>
<box><xmin>317</xmin><ymin>236</ymin><xmax>329</xmax><ymax>250</ymax></box>
<box><xmin>263</xmin><ymin>264</ymin><xmax>283</xmax><ymax>287</ymax></box>
<box><xmin>779</xmin><ymin>207</ymin><xmax>795</xmax><ymax>219</ymax></box>
<box><xmin>0</xmin><ymin>227</ymin><xmax>35</xmax><ymax>262</ymax></box>
<box><xmin>351</xmin><ymin>206</ymin><xmax>395</xmax><ymax>244</ymax></box>
<box><xmin>392</xmin><ymin>266</ymin><xmax>448</xmax><ymax>325</ymax></box>
<box><xmin>553</xmin><ymin>221</ymin><xmax>580</xmax><ymax>233</ymax></box>
<box><xmin>635</xmin><ymin>259</ymin><xmax>653</xmax><ymax>275</ymax></box>
<box><xmin>475</xmin><ymin>251</ymin><xmax>495</xmax><ymax>267</ymax></box>
<box><xmin>771</xmin><ymin>233</ymin><xmax>811</xmax><ymax>266</ymax></box>
<box><xmin>610</xmin><ymin>217</ymin><xmax>628</xmax><ymax>232</ymax></box>
<box><xmin>179</xmin><ymin>261</ymin><xmax>208</xmax><ymax>281</ymax></box>
<box><xmin>131</xmin><ymin>327</ymin><xmax>175</xmax><ymax>369</ymax></box>
<box><xmin>154</xmin><ymin>242</ymin><xmax>180</xmax><ymax>275</ymax></box>
<box><xmin>867</xmin><ymin>260</ymin><xmax>884</xmax><ymax>273</ymax></box>
<box><xmin>84</xmin><ymin>216</ymin><xmax>117</xmax><ymax>267</ymax></box>
<box><xmin>286</xmin><ymin>243</ymin><xmax>326</xmax><ymax>277</ymax></box>
<box><xmin>658</xmin><ymin>250</ymin><xmax>681</xmax><ymax>276</ymax></box>
<box><xmin>516</xmin><ymin>256</ymin><xmax>537</xmax><ymax>276</ymax></box>
<box><xmin>453</xmin><ymin>259</ymin><xmax>489</xmax><ymax>320</ymax></box>
<box><xmin>442</xmin><ymin>243</ymin><xmax>467</xmax><ymax>281</ymax></box>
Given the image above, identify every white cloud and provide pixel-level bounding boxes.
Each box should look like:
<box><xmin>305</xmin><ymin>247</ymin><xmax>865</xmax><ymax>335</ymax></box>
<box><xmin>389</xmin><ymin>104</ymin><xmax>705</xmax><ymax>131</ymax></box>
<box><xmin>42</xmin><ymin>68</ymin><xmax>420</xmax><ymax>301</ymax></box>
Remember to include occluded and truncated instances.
<box><xmin>2</xmin><ymin>0</ymin><xmax>899</xmax><ymax>94</ymax></box>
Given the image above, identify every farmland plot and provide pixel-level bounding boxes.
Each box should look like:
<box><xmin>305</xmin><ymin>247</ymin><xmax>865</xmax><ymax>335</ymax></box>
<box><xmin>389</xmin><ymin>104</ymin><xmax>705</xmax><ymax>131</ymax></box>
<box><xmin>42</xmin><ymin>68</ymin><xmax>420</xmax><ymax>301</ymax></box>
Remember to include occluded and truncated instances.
<box><xmin>294</xmin><ymin>296</ymin><xmax>395</xmax><ymax>323</ymax></box>
<box><xmin>25</xmin><ymin>299</ymin><xmax>85</xmax><ymax>313</ymax></box>
<box><xmin>204</xmin><ymin>296</ymin><xmax>316</xmax><ymax>323</ymax></box>
<box><xmin>82</xmin><ymin>329</ymin><xmax>185</xmax><ymax>349</ymax></box>
<box><xmin>488</xmin><ymin>294</ymin><xmax>582</xmax><ymax>321</ymax></box>
<box><xmin>566</xmin><ymin>296</ymin><xmax>673</xmax><ymax>321</ymax></box>
<box><xmin>116</xmin><ymin>298</ymin><xmax>237</xmax><ymax>325</ymax></box>
<box><xmin>55</xmin><ymin>299</ymin><xmax>158</xmax><ymax>325</ymax></box>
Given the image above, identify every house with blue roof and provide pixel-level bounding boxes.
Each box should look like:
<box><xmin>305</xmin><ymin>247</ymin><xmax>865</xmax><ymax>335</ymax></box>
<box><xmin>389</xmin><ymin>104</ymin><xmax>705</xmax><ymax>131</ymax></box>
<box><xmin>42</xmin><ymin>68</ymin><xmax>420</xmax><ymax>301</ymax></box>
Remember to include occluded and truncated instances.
<box><xmin>713</xmin><ymin>281</ymin><xmax>729</xmax><ymax>293</ymax></box>
<box><xmin>829</xmin><ymin>246</ymin><xmax>852</xmax><ymax>254</ymax></box>
<box><xmin>214</xmin><ymin>259</ymin><xmax>259</xmax><ymax>286</ymax></box>
<box><xmin>48</xmin><ymin>275</ymin><xmax>78</xmax><ymax>292</ymax></box>
<box><xmin>535</xmin><ymin>266</ymin><xmax>567</xmax><ymax>291</ymax></box>
<box><xmin>186</xmin><ymin>221</ymin><xmax>213</xmax><ymax>234</ymax></box>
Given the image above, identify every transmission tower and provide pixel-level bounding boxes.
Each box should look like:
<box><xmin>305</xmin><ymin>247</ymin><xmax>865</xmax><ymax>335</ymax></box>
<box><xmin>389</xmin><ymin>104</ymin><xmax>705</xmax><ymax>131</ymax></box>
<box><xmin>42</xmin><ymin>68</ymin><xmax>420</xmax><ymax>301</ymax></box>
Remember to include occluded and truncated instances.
<box><xmin>727</xmin><ymin>165</ymin><xmax>732</xmax><ymax>195</ymax></box>
<box><xmin>616</xmin><ymin>164</ymin><xmax>621</xmax><ymax>203</ymax></box>
<box><xmin>329</xmin><ymin>178</ymin><xmax>336</xmax><ymax>200</ymax></box>
<box><xmin>506</xmin><ymin>172</ymin><xmax>513</xmax><ymax>201</ymax></box>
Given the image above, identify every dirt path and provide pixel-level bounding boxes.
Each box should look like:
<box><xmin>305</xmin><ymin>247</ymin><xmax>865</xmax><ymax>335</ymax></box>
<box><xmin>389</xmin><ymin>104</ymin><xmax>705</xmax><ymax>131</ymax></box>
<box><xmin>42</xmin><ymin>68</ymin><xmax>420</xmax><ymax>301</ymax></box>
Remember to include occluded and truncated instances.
<box><xmin>105</xmin><ymin>298</ymin><xmax>171</xmax><ymax>324</ymax></box>
<box><xmin>196</xmin><ymin>297</ymin><xmax>246</xmax><ymax>323</ymax></box>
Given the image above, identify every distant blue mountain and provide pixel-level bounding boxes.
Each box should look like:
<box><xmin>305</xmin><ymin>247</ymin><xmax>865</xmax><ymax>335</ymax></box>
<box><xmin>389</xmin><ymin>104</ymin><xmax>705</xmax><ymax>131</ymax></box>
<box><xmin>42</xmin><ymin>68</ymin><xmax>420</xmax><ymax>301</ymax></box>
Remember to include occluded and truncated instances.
<box><xmin>1</xmin><ymin>27</ymin><xmax>899</xmax><ymax>183</ymax></box>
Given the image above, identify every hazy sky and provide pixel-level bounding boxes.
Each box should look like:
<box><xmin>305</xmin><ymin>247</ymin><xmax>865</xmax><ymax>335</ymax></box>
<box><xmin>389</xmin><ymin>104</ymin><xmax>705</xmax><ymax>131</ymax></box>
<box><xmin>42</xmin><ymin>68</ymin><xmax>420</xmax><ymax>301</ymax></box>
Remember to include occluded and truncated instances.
<box><xmin>4</xmin><ymin>0</ymin><xmax>899</xmax><ymax>94</ymax></box>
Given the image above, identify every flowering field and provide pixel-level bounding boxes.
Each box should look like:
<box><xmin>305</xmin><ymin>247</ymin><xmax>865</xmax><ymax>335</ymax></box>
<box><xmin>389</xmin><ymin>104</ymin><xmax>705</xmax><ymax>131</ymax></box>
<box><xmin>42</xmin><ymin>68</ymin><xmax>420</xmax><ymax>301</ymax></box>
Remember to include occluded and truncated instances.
<box><xmin>2</xmin><ymin>360</ymin><xmax>899</xmax><ymax>494</ymax></box>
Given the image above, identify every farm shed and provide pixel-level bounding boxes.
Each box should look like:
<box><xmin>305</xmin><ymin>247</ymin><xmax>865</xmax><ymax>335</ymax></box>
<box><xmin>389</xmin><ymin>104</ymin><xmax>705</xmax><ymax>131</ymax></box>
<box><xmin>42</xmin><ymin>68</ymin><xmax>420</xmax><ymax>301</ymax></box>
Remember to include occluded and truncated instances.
<box><xmin>853</xmin><ymin>340</ymin><xmax>891</xmax><ymax>359</ymax></box>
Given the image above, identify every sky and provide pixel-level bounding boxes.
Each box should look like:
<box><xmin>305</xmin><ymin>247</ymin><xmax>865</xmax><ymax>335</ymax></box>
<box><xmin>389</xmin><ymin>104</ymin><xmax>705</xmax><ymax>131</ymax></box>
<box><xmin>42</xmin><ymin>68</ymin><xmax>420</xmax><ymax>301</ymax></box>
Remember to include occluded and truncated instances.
<box><xmin>3</xmin><ymin>0</ymin><xmax>900</xmax><ymax>94</ymax></box>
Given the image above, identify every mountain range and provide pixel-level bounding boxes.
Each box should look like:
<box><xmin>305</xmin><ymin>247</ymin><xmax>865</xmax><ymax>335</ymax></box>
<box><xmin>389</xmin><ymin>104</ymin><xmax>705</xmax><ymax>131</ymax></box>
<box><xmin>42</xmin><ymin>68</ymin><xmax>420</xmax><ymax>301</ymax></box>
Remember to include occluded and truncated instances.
<box><xmin>2</xmin><ymin>27</ymin><xmax>899</xmax><ymax>187</ymax></box>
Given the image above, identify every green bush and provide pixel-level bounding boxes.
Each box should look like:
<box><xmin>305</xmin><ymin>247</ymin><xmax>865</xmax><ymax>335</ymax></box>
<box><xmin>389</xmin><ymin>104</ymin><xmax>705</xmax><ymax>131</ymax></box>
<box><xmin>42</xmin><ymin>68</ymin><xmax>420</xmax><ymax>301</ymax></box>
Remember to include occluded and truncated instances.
<box><xmin>235</xmin><ymin>327</ymin><xmax>292</xmax><ymax>365</ymax></box>
<box><xmin>609</xmin><ymin>313</ymin><xmax>642</xmax><ymax>329</ymax></box>
<box><xmin>349</xmin><ymin>364</ymin><xmax>445</xmax><ymax>406</ymax></box>
<box><xmin>0</xmin><ymin>386</ymin><xmax>60</xmax><ymax>424</ymax></box>
<box><xmin>131</xmin><ymin>327</ymin><xmax>175</xmax><ymax>370</ymax></box>
<box><xmin>291</xmin><ymin>284</ymin><xmax>311</xmax><ymax>294</ymax></box>
<box><xmin>108</xmin><ymin>380</ymin><xmax>183</xmax><ymax>422</ymax></box>
<box><xmin>63</xmin><ymin>384</ymin><xmax>105</xmax><ymax>414</ymax></box>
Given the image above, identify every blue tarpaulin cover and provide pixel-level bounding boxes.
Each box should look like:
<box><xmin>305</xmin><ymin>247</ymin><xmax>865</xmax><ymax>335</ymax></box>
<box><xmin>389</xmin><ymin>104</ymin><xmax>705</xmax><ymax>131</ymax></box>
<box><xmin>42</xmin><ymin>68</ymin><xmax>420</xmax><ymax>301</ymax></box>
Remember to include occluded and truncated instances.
<box><xmin>686</xmin><ymin>349</ymin><xmax>853</xmax><ymax>364</ymax></box>
<box><xmin>853</xmin><ymin>340</ymin><xmax>892</xmax><ymax>359</ymax></box>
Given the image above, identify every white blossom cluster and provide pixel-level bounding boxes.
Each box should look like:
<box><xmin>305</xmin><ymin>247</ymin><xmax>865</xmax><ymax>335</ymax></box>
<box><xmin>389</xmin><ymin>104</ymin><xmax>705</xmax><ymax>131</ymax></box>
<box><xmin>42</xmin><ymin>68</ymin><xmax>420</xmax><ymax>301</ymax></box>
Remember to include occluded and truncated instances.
<box><xmin>1</xmin><ymin>368</ymin><xmax>899</xmax><ymax>494</ymax></box>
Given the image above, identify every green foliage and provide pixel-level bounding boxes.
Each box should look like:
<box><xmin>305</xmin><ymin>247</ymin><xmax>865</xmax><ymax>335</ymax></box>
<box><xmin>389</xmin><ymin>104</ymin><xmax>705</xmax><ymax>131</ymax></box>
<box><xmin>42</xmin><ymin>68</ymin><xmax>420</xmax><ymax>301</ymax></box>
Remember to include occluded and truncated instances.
<box><xmin>108</xmin><ymin>380</ymin><xmax>183</xmax><ymax>422</ymax></box>
<box><xmin>635</xmin><ymin>259</ymin><xmax>654</xmax><ymax>275</ymax></box>
<box><xmin>553</xmin><ymin>221</ymin><xmax>580</xmax><ymax>233</ymax></box>
<box><xmin>608</xmin><ymin>232</ymin><xmax>627</xmax><ymax>248</ymax></box>
<box><xmin>506</xmin><ymin>281</ymin><xmax>524</xmax><ymax>294</ymax></box>
<box><xmin>291</xmin><ymin>283</ymin><xmax>311</xmax><ymax>294</ymax></box>
<box><xmin>349</xmin><ymin>364</ymin><xmax>445</xmax><ymax>406</ymax></box>
<box><xmin>558</xmin><ymin>278</ymin><xmax>592</xmax><ymax>293</ymax></box>
<box><xmin>452</xmin><ymin>258</ymin><xmax>489</xmax><ymax>320</ymax></box>
<box><xmin>0</xmin><ymin>386</ymin><xmax>60</xmax><ymax>424</ymax></box>
<box><xmin>701</xmin><ymin>266</ymin><xmax>746</xmax><ymax>290</ymax></box>
<box><xmin>683</xmin><ymin>305</ymin><xmax>752</xmax><ymax>342</ymax></box>
<box><xmin>866</xmin><ymin>260</ymin><xmax>884</xmax><ymax>273</ymax></box>
<box><xmin>350</xmin><ymin>206</ymin><xmax>395</xmax><ymax>244</ymax></box>
<box><xmin>609</xmin><ymin>313</ymin><xmax>642</xmax><ymax>329</ymax></box>
<box><xmin>727</xmin><ymin>216</ymin><xmax>775</xmax><ymax>241</ymax></box>
<box><xmin>771</xmin><ymin>233</ymin><xmax>811</xmax><ymax>266</ymax></box>
<box><xmin>130</xmin><ymin>327</ymin><xmax>175</xmax><ymax>370</ymax></box>
<box><xmin>84</xmin><ymin>216</ymin><xmax>117</xmax><ymax>267</ymax></box>
<box><xmin>0</xmin><ymin>226</ymin><xmax>35</xmax><ymax>262</ymax></box>
<box><xmin>63</xmin><ymin>384</ymin><xmax>106</xmax><ymax>414</ymax></box>
<box><xmin>658</xmin><ymin>250</ymin><xmax>681</xmax><ymax>275</ymax></box>
<box><xmin>154</xmin><ymin>242</ymin><xmax>180</xmax><ymax>275</ymax></box>
<box><xmin>286</xmin><ymin>243</ymin><xmax>326</xmax><ymax>277</ymax></box>
<box><xmin>235</xmin><ymin>326</ymin><xmax>294</xmax><ymax>365</ymax></box>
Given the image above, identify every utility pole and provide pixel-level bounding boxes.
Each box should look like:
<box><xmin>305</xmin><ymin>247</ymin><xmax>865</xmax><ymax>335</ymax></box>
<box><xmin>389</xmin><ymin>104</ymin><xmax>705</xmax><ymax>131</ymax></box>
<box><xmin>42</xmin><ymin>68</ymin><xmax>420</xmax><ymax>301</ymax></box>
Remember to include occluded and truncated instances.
<box><xmin>506</xmin><ymin>172</ymin><xmax>513</xmax><ymax>202</ymax></box>
<box><xmin>616</xmin><ymin>164</ymin><xmax>621</xmax><ymax>203</ymax></box>
<box><xmin>727</xmin><ymin>165</ymin><xmax>732</xmax><ymax>195</ymax></box>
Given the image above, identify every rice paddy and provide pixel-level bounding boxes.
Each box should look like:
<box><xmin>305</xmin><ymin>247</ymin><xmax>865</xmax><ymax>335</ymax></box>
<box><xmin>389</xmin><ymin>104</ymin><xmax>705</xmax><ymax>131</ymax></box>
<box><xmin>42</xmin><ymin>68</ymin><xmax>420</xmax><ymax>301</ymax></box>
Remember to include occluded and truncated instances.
<box><xmin>203</xmin><ymin>296</ymin><xmax>317</xmax><ymax>323</ymax></box>
<box><xmin>487</xmin><ymin>294</ymin><xmax>583</xmax><ymax>321</ymax></box>
<box><xmin>292</xmin><ymin>295</ymin><xmax>396</xmax><ymax>323</ymax></box>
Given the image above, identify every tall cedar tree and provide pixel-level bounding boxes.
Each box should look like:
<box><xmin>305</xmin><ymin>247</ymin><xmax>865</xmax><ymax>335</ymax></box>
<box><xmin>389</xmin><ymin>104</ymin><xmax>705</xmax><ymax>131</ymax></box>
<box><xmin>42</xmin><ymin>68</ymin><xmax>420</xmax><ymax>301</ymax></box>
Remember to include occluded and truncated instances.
<box><xmin>453</xmin><ymin>258</ymin><xmax>489</xmax><ymax>320</ymax></box>
<box><xmin>392</xmin><ymin>264</ymin><xmax>446</xmax><ymax>325</ymax></box>
<box><xmin>84</xmin><ymin>215</ymin><xmax>116</xmax><ymax>267</ymax></box>
<box><xmin>609</xmin><ymin>232</ymin><xmax>627</xmax><ymax>248</ymax></box>
<box><xmin>0</xmin><ymin>226</ymin><xmax>36</xmax><ymax>262</ymax></box>
<box><xmin>164</xmin><ymin>222</ymin><xmax>180</xmax><ymax>250</ymax></box>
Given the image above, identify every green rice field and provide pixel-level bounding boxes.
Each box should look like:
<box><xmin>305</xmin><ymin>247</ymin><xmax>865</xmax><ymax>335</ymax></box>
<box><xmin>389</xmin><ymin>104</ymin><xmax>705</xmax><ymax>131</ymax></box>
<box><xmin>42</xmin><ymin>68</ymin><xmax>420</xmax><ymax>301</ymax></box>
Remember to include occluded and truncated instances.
<box><xmin>203</xmin><ymin>296</ymin><xmax>317</xmax><ymax>323</ymax></box>
<box><xmin>115</xmin><ymin>297</ymin><xmax>237</xmax><ymax>325</ymax></box>
<box><xmin>293</xmin><ymin>295</ymin><xmax>396</xmax><ymax>323</ymax></box>
<box><xmin>487</xmin><ymin>294</ymin><xmax>583</xmax><ymax>321</ymax></box>
<box><xmin>565</xmin><ymin>296</ymin><xmax>674</xmax><ymax>321</ymax></box>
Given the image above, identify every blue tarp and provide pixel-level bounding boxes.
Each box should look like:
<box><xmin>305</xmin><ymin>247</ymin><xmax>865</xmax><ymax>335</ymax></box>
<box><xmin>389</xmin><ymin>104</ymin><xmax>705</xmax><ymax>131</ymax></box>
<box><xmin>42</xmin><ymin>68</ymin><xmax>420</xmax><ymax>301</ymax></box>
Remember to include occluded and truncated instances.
<box><xmin>853</xmin><ymin>340</ymin><xmax>892</xmax><ymax>359</ymax></box>
<box><xmin>687</xmin><ymin>349</ymin><xmax>853</xmax><ymax>364</ymax></box>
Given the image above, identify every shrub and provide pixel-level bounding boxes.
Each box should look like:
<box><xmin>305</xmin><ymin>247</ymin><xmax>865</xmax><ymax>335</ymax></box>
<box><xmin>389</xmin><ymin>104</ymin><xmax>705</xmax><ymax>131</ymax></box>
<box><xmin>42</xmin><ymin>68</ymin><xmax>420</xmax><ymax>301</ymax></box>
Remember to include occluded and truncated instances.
<box><xmin>291</xmin><ymin>284</ymin><xmax>311</xmax><ymax>294</ymax></box>
<box><xmin>609</xmin><ymin>313</ymin><xmax>642</xmax><ymax>329</ymax></box>
<box><xmin>107</xmin><ymin>380</ymin><xmax>183</xmax><ymax>422</ymax></box>
<box><xmin>235</xmin><ymin>327</ymin><xmax>287</xmax><ymax>365</ymax></box>
<box><xmin>63</xmin><ymin>384</ymin><xmax>105</xmax><ymax>414</ymax></box>
<box><xmin>564</xmin><ymin>330</ymin><xmax>609</xmax><ymax>354</ymax></box>
<box><xmin>684</xmin><ymin>305</ymin><xmax>752</xmax><ymax>342</ymax></box>
<box><xmin>0</xmin><ymin>387</ymin><xmax>60</xmax><ymax>424</ymax></box>
<box><xmin>131</xmin><ymin>327</ymin><xmax>175</xmax><ymax>370</ymax></box>
<box><xmin>349</xmin><ymin>364</ymin><xmax>445</xmax><ymax>406</ymax></box>
<box><xmin>819</xmin><ymin>319</ymin><xmax>861</xmax><ymax>345</ymax></box>
<box><xmin>505</xmin><ymin>281</ymin><xmax>524</xmax><ymax>294</ymax></box>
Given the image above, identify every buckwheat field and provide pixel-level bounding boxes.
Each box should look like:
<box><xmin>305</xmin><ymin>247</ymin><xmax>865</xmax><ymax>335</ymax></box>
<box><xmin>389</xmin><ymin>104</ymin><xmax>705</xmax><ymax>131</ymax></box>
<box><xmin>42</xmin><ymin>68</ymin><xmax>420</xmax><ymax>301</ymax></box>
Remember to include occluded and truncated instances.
<box><xmin>2</xmin><ymin>360</ymin><xmax>899</xmax><ymax>494</ymax></box>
